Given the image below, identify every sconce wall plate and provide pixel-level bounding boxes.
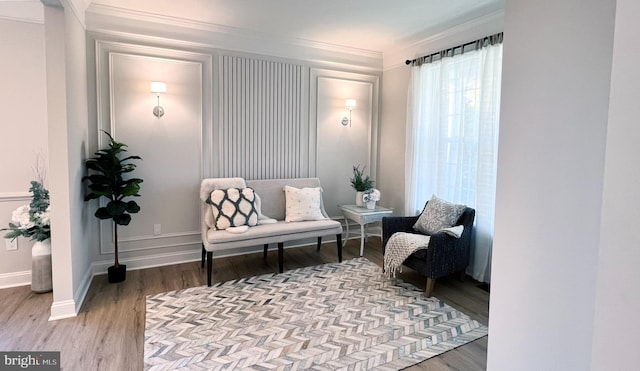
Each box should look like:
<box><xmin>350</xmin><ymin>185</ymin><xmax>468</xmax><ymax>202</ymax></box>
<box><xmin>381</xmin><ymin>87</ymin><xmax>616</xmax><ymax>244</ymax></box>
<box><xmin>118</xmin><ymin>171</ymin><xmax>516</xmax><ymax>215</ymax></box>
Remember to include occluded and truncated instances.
<box><xmin>153</xmin><ymin>105</ymin><xmax>165</xmax><ymax>118</ymax></box>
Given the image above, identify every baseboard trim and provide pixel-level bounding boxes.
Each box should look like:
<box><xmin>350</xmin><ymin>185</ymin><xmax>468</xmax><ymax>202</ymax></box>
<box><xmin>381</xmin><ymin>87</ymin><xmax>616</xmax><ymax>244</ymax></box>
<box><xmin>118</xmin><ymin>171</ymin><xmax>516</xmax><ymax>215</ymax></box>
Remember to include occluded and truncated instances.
<box><xmin>47</xmin><ymin>264</ymin><xmax>95</xmax><ymax>321</ymax></box>
<box><xmin>91</xmin><ymin>236</ymin><xmax>346</xmax><ymax>276</ymax></box>
<box><xmin>49</xmin><ymin>300</ymin><xmax>78</xmax><ymax>321</ymax></box>
<box><xmin>0</xmin><ymin>270</ymin><xmax>31</xmax><ymax>289</ymax></box>
<box><xmin>91</xmin><ymin>249</ymin><xmax>203</xmax><ymax>275</ymax></box>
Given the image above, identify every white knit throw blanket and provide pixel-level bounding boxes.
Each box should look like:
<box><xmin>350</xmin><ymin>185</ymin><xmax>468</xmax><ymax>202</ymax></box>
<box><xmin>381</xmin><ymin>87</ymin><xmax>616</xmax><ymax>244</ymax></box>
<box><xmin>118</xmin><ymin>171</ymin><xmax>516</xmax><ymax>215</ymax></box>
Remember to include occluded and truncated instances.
<box><xmin>383</xmin><ymin>232</ymin><xmax>431</xmax><ymax>278</ymax></box>
<box><xmin>383</xmin><ymin>226</ymin><xmax>464</xmax><ymax>278</ymax></box>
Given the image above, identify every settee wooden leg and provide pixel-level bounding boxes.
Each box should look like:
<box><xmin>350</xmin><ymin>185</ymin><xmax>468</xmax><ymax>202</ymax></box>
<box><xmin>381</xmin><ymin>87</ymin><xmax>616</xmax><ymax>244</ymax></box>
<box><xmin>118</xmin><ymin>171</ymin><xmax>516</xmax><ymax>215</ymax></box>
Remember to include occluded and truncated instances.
<box><xmin>336</xmin><ymin>233</ymin><xmax>343</xmax><ymax>262</ymax></box>
<box><xmin>277</xmin><ymin>242</ymin><xmax>284</xmax><ymax>273</ymax></box>
<box><xmin>425</xmin><ymin>278</ymin><xmax>435</xmax><ymax>297</ymax></box>
<box><xmin>263</xmin><ymin>244</ymin><xmax>269</xmax><ymax>260</ymax></box>
<box><xmin>316</xmin><ymin>237</ymin><xmax>322</xmax><ymax>251</ymax></box>
<box><xmin>201</xmin><ymin>244</ymin><xmax>205</xmax><ymax>268</ymax></box>
<box><xmin>207</xmin><ymin>251</ymin><xmax>213</xmax><ymax>287</ymax></box>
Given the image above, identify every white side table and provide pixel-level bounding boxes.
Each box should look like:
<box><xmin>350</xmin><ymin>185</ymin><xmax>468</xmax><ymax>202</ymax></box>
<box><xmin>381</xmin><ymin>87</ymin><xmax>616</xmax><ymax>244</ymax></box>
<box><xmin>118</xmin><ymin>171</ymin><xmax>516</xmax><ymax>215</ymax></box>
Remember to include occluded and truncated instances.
<box><xmin>338</xmin><ymin>204</ymin><xmax>393</xmax><ymax>256</ymax></box>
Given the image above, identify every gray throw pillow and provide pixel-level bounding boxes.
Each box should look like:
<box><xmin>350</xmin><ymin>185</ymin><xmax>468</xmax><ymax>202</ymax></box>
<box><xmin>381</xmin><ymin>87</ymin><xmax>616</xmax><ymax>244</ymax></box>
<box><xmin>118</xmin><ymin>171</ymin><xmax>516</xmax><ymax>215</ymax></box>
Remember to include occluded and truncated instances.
<box><xmin>413</xmin><ymin>195</ymin><xmax>466</xmax><ymax>235</ymax></box>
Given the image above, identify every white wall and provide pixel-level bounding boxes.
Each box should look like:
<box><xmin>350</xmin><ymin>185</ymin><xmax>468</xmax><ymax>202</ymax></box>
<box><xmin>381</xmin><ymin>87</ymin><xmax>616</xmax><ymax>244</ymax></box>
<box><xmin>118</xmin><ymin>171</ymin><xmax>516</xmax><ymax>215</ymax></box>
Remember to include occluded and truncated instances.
<box><xmin>315</xmin><ymin>72</ymin><xmax>378</xmax><ymax>217</ymax></box>
<box><xmin>43</xmin><ymin>2</ymin><xmax>93</xmax><ymax>320</ymax></box>
<box><xmin>63</xmin><ymin>0</ymin><xmax>92</xmax><ymax>318</ymax></box>
<box><xmin>0</xmin><ymin>18</ymin><xmax>48</xmax><ymax>287</ymax></box>
<box><xmin>592</xmin><ymin>0</ymin><xmax>640</xmax><ymax>368</ymax></box>
<box><xmin>378</xmin><ymin>66</ymin><xmax>410</xmax><ymax>215</ymax></box>
<box><xmin>488</xmin><ymin>0</ymin><xmax>616</xmax><ymax>369</ymax></box>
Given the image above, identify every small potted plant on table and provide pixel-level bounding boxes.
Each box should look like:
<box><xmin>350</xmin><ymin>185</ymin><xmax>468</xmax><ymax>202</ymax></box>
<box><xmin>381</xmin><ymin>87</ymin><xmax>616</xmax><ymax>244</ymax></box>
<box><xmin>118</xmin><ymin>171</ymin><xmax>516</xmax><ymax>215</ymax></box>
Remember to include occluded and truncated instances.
<box><xmin>349</xmin><ymin>165</ymin><xmax>374</xmax><ymax>207</ymax></box>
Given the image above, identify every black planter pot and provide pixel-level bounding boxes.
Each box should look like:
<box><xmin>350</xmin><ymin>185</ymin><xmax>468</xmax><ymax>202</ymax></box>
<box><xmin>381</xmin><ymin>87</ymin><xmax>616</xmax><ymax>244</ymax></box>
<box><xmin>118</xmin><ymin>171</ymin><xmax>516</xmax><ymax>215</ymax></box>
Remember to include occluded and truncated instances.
<box><xmin>108</xmin><ymin>264</ymin><xmax>127</xmax><ymax>283</ymax></box>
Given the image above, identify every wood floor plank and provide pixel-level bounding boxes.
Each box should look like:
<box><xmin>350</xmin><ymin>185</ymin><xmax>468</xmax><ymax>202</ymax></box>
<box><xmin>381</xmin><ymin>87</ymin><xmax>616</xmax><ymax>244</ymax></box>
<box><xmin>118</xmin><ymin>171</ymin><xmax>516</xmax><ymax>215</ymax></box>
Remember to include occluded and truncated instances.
<box><xmin>0</xmin><ymin>238</ymin><xmax>489</xmax><ymax>370</ymax></box>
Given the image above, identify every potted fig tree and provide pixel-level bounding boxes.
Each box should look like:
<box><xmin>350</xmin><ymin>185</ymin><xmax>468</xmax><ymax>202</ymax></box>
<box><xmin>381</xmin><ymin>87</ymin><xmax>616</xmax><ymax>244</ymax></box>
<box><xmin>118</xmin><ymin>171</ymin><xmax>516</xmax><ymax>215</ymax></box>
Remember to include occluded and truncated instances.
<box><xmin>83</xmin><ymin>131</ymin><xmax>142</xmax><ymax>283</ymax></box>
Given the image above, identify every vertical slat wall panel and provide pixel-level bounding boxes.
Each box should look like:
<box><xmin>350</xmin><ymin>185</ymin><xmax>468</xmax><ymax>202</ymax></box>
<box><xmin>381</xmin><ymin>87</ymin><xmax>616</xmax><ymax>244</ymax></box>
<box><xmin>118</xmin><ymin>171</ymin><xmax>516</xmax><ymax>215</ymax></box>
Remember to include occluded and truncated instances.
<box><xmin>220</xmin><ymin>56</ymin><xmax>305</xmax><ymax>179</ymax></box>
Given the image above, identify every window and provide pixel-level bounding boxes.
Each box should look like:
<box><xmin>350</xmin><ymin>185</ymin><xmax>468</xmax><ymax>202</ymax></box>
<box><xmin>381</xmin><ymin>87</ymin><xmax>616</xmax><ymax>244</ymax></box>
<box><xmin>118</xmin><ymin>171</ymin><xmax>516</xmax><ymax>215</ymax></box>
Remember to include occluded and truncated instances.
<box><xmin>405</xmin><ymin>41</ymin><xmax>502</xmax><ymax>283</ymax></box>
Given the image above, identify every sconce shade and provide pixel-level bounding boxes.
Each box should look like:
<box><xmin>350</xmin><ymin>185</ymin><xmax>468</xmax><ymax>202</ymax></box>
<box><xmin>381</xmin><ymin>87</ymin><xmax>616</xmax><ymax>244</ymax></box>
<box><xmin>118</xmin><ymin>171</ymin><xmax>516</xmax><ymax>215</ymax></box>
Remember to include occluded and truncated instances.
<box><xmin>345</xmin><ymin>99</ymin><xmax>356</xmax><ymax>110</ymax></box>
<box><xmin>342</xmin><ymin>98</ymin><xmax>356</xmax><ymax>126</ymax></box>
<box><xmin>150</xmin><ymin>81</ymin><xmax>167</xmax><ymax>94</ymax></box>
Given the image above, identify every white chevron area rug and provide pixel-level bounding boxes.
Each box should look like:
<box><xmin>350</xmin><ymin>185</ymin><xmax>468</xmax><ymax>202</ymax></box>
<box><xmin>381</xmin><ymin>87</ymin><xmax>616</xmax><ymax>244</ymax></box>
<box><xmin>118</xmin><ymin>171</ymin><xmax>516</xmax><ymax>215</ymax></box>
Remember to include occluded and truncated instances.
<box><xmin>144</xmin><ymin>257</ymin><xmax>487</xmax><ymax>370</ymax></box>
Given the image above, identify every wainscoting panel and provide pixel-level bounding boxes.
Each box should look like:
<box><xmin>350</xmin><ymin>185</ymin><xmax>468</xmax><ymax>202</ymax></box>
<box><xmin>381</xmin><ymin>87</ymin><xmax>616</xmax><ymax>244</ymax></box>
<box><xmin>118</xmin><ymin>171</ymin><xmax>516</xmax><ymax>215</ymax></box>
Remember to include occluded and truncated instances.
<box><xmin>0</xmin><ymin>192</ymin><xmax>31</xmax><ymax>202</ymax></box>
<box><xmin>94</xmin><ymin>40</ymin><xmax>213</xmax><ymax>258</ymax></box>
<box><xmin>0</xmin><ymin>194</ymin><xmax>35</xmax><ymax>283</ymax></box>
<box><xmin>310</xmin><ymin>69</ymin><xmax>380</xmax><ymax>217</ymax></box>
<box><xmin>218</xmin><ymin>56</ymin><xmax>310</xmax><ymax>180</ymax></box>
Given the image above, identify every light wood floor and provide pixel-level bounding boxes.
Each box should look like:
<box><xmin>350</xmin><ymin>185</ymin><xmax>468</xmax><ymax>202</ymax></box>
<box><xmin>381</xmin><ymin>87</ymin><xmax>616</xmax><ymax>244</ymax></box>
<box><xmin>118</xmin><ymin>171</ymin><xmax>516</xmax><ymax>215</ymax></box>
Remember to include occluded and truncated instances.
<box><xmin>0</xmin><ymin>238</ymin><xmax>489</xmax><ymax>370</ymax></box>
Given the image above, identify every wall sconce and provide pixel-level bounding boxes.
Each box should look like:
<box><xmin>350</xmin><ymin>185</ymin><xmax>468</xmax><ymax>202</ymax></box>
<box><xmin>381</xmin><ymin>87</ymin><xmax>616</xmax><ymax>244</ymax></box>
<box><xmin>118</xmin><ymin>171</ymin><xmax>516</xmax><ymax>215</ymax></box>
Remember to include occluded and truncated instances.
<box><xmin>150</xmin><ymin>81</ymin><xmax>166</xmax><ymax>118</ymax></box>
<box><xmin>341</xmin><ymin>99</ymin><xmax>356</xmax><ymax>126</ymax></box>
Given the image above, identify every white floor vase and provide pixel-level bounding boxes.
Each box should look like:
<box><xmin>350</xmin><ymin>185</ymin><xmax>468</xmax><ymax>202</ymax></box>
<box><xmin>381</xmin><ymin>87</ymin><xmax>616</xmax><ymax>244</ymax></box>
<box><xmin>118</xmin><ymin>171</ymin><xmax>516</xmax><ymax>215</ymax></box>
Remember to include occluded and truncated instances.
<box><xmin>32</xmin><ymin>239</ymin><xmax>52</xmax><ymax>293</ymax></box>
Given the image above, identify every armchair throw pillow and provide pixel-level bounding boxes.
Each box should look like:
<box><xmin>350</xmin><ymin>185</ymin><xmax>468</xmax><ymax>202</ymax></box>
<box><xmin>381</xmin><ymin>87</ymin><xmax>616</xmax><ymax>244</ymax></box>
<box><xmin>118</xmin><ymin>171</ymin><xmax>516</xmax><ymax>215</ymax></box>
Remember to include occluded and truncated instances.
<box><xmin>208</xmin><ymin>187</ymin><xmax>258</xmax><ymax>230</ymax></box>
<box><xmin>413</xmin><ymin>195</ymin><xmax>466</xmax><ymax>235</ymax></box>
<box><xmin>284</xmin><ymin>186</ymin><xmax>325</xmax><ymax>222</ymax></box>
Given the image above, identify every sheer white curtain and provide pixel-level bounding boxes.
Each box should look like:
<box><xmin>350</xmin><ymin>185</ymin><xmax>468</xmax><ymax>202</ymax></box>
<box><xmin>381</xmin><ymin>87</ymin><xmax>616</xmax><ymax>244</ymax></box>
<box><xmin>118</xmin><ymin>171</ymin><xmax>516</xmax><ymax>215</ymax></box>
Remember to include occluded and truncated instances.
<box><xmin>405</xmin><ymin>43</ymin><xmax>502</xmax><ymax>283</ymax></box>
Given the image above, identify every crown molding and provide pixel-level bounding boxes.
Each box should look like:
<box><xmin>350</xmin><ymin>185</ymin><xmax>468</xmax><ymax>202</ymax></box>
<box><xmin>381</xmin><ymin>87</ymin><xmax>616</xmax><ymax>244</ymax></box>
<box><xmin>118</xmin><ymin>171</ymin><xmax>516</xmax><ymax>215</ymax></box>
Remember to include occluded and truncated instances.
<box><xmin>60</xmin><ymin>0</ymin><xmax>87</xmax><ymax>27</ymax></box>
<box><xmin>41</xmin><ymin>0</ymin><xmax>62</xmax><ymax>7</ymax></box>
<box><xmin>383</xmin><ymin>10</ymin><xmax>504</xmax><ymax>70</ymax></box>
<box><xmin>0</xmin><ymin>0</ymin><xmax>88</xmax><ymax>27</ymax></box>
<box><xmin>86</xmin><ymin>3</ymin><xmax>235</xmax><ymax>35</ymax></box>
<box><xmin>85</xmin><ymin>3</ymin><xmax>382</xmax><ymax>69</ymax></box>
<box><xmin>0</xmin><ymin>1</ymin><xmax>44</xmax><ymax>24</ymax></box>
<box><xmin>85</xmin><ymin>4</ymin><xmax>382</xmax><ymax>59</ymax></box>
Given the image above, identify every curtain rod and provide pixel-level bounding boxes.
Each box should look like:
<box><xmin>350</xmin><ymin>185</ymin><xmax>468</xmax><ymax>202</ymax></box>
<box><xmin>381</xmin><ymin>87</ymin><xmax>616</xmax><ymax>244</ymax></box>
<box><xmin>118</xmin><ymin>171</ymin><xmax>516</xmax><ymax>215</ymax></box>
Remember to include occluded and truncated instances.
<box><xmin>405</xmin><ymin>32</ymin><xmax>503</xmax><ymax>66</ymax></box>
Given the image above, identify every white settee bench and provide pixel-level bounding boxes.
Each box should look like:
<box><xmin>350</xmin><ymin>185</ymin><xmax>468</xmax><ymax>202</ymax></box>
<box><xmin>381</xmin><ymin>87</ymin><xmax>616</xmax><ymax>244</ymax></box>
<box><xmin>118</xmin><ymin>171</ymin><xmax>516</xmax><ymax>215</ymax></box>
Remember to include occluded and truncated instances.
<box><xmin>200</xmin><ymin>177</ymin><xmax>343</xmax><ymax>286</ymax></box>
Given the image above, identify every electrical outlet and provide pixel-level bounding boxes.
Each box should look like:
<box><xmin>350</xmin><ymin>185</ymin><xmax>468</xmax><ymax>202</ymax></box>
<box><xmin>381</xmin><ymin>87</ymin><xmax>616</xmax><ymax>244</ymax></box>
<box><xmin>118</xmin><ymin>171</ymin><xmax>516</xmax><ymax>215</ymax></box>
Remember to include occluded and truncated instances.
<box><xmin>5</xmin><ymin>239</ymin><xmax>17</xmax><ymax>251</ymax></box>
<box><xmin>153</xmin><ymin>224</ymin><xmax>161</xmax><ymax>235</ymax></box>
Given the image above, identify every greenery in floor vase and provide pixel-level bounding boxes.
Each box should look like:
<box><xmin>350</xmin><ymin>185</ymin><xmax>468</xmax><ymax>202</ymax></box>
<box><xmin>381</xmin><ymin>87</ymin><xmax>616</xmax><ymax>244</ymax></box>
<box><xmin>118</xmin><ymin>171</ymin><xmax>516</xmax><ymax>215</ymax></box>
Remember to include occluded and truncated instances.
<box><xmin>83</xmin><ymin>131</ymin><xmax>142</xmax><ymax>282</ymax></box>
<box><xmin>2</xmin><ymin>181</ymin><xmax>51</xmax><ymax>242</ymax></box>
<box><xmin>349</xmin><ymin>164</ymin><xmax>374</xmax><ymax>191</ymax></box>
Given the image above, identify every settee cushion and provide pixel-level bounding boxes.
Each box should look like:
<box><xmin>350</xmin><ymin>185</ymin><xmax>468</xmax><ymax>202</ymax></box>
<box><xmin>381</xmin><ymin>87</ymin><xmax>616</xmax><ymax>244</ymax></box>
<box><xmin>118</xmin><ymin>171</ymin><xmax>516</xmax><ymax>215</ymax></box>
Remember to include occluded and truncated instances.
<box><xmin>208</xmin><ymin>187</ymin><xmax>258</xmax><ymax>230</ymax></box>
<box><xmin>206</xmin><ymin>219</ymin><xmax>340</xmax><ymax>245</ymax></box>
<box><xmin>284</xmin><ymin>186</ymin><xmax>325</xmax><ymax>222</ymax></box>
<box><xmin>413</xmin><ymin>195</ymin><xmax>467</xmax><ymax>235</ymax></box>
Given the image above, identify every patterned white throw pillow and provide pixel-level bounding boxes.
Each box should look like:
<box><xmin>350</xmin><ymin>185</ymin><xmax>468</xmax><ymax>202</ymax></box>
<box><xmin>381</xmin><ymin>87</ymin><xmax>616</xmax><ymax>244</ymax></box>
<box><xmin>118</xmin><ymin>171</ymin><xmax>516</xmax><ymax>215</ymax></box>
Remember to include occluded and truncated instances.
<box><xmin>284</xmin><ymin>186</ymin><xmax>325</xmax><ymax>222</ymax></box>
<box><xmin>208</xmin><ymin>188</ymin><xmax>258</xmax><ymax>230</ymax></box>
<box><xmin>413</xmin><ymin>195</ymin><xmax>466</xmax><ymax>235</ymax></box>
